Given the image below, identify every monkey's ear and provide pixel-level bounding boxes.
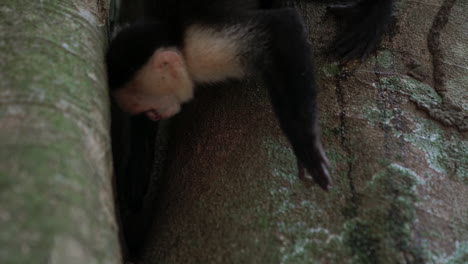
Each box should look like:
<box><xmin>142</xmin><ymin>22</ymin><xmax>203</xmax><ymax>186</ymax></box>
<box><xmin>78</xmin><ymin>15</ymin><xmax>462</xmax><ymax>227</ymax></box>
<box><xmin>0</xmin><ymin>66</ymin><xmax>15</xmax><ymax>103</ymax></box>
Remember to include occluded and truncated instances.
<box><xmin>150</xmin><ymin>50</ymin><xmax>185</xmax><ymax>79</ymax></box>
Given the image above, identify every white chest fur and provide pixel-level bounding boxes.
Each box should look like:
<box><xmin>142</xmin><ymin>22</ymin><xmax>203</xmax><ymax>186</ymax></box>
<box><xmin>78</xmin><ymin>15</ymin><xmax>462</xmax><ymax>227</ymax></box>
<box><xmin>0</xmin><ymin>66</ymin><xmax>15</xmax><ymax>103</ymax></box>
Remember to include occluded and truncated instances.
<box><xmin>183</xmin><ymin>24</ymin><xmax>252</xmax><ymax>83</ymax></box>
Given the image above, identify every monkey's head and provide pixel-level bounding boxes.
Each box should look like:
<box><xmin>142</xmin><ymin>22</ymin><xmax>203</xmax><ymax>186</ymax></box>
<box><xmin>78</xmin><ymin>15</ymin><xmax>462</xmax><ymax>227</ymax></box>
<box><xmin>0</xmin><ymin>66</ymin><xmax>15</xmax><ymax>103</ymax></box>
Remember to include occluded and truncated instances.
<box><xmin>106</xmin><ymin>22</ymin><xmax>193</xmax><ymax>121</ymax></box>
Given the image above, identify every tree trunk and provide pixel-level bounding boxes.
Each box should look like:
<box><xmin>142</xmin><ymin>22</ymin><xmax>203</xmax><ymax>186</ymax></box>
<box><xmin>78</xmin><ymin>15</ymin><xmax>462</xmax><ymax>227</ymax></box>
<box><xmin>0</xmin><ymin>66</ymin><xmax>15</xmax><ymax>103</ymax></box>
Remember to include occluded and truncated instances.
<box><xmin>0</xmin><ymin>1</ymin><xmax>121</xmax><ymax>263</ymax></box>
<box><xmin>139</xmin><ymin>1</ymin><xmax>467</xmax><ymax>263</ymax></box>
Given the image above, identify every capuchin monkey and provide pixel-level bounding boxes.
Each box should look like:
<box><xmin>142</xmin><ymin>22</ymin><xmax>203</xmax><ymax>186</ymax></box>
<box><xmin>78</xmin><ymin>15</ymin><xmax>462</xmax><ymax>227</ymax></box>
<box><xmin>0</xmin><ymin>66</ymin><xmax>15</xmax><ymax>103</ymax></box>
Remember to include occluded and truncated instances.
<box><xmin>107</xmin><ymin>0</ymin><xmax>395</xmax><ymax>191</ymax></box>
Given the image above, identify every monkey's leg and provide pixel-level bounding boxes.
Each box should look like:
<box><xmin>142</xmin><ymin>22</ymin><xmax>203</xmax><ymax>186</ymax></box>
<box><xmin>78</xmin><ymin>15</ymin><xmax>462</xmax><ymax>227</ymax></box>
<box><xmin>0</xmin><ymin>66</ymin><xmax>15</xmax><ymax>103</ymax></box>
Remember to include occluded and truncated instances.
<box><xmin>328</xmin><ymin>0</ymin><xmax>395</xmax><ymax>61</ymax></box>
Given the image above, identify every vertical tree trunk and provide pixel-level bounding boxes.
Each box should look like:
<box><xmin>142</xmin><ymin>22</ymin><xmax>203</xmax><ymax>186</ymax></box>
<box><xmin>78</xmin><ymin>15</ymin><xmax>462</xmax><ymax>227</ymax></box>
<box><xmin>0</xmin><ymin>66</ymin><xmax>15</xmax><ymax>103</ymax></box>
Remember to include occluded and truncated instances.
<box><xmin>139</xmin><ymin>1</ymin><xmax>467</xmax><ymax>263</ymax></box>
<box><xmin>0</xmin><ymin>1</ymin><xmax>121</xmax><ymax>263</ymax></box>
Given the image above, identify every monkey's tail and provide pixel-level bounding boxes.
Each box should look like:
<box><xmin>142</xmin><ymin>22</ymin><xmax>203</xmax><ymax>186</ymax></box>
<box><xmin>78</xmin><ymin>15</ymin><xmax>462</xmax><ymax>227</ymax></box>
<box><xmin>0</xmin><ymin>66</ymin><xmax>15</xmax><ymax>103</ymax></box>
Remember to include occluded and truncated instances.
<box><xmin>329</xmin><ymin>0</ymin><xmax>395</xmax><ymax>62</ymax></box>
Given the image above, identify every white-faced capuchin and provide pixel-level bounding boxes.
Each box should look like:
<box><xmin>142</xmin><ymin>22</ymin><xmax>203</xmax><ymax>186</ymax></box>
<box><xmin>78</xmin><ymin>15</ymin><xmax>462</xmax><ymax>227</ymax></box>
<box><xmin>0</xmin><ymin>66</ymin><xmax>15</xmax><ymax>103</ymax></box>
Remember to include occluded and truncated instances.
<box><xmin>107</xmin><ymin>0</ymin><xmax>395</xmax><ymax>193</ymax></box>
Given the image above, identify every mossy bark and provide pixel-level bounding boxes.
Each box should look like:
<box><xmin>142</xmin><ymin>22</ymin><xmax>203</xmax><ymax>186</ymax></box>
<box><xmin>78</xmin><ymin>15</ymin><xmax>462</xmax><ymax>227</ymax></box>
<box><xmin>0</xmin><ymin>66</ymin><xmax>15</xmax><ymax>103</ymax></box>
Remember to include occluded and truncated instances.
<box><xmin>0</xmin><ymin>0</ymin><xmax>121</xmax><ymax>263</ymax></box>
<box><xmin>139</xmin><ymin>0</ymin><xmax>467</xmax><ymax>263</ymax></box>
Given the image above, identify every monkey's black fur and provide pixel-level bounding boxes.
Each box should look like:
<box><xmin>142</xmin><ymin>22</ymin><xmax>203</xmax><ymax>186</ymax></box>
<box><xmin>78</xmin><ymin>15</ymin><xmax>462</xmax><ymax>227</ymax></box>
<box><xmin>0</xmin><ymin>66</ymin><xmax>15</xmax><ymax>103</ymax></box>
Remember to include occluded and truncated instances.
<box><xmin>328</xmin><ymin>0</ymin><xmax>395</xmax><ymax>61</ymax></box>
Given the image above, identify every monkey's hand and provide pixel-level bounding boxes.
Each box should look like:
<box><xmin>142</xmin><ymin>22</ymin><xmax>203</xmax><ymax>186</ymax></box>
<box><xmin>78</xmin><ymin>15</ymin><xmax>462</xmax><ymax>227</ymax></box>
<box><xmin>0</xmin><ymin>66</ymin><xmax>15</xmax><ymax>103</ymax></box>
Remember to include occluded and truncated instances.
<box><xmin>267</xmin><ymin>103</ymin><xmax>333</xmax><ymax>190</ymax></box>
<box><xmin>293</xmin><ymin>137</ymin><xmax>332</xmax><ymax>190</ymax></box>
<box><xmin>270</xmin><ymin>112</ymin><xmax>333</xmax><ymax>191</ymax></box>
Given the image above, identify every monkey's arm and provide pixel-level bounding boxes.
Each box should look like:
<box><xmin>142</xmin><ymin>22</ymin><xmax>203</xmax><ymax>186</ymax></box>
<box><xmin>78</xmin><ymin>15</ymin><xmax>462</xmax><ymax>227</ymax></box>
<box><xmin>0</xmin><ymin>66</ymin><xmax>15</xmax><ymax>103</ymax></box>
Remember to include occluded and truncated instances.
<box><xmin>259</xmin><ymin>9</ymin><xmax>332</xmax><ymax>190</ymax></box>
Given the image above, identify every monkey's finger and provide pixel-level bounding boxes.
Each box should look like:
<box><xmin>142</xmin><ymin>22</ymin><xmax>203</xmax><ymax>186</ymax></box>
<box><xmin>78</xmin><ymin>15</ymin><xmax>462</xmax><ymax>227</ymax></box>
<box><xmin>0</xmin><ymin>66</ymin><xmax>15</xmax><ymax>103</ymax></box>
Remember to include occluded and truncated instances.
<box><xmin>310</xmin><ymin>153</ymin><xmax>332</xmax><ymax>191</ymax></box>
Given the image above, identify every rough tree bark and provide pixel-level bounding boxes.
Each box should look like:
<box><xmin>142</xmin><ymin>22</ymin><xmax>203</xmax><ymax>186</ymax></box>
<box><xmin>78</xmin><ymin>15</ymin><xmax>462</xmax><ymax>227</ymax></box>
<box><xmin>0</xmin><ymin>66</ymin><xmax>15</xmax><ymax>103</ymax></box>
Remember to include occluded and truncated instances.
<box><xmin>139</xmin><ymin>1</ymin><xmax>467</xmax><ymax>263</ymax></box>
<box><xmin>0</xmin><ymin>1</ymin><xmax>121</xmax><ymax>263</ymax></box>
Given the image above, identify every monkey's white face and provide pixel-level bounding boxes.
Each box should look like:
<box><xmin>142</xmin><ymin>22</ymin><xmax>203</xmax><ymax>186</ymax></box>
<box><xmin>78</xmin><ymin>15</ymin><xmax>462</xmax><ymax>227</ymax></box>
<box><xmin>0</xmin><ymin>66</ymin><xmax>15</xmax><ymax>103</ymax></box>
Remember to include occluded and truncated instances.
<box><xmin>113</xmin><ymin>49</ymin><xmax>194</xmax><ymax>121</ymax></box>
<box><xmin>114</xmin><ymin>87</ymin><xmax>182</xmax><ymax>120</ymax></box>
